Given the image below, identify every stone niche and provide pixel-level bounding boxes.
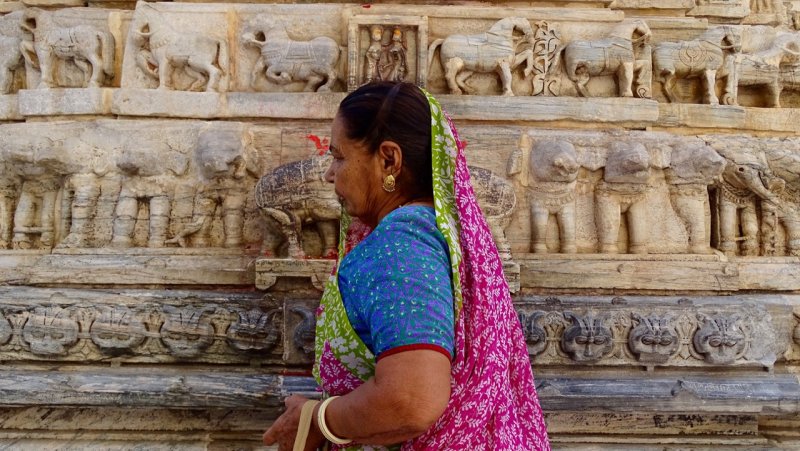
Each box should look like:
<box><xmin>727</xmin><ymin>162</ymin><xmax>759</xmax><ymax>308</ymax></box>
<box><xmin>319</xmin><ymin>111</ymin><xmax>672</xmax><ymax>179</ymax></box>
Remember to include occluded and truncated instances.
<box><xmin>0</xmin><ymin>1</ymin><xmax>799</xmax><ymax>450</ymax></box>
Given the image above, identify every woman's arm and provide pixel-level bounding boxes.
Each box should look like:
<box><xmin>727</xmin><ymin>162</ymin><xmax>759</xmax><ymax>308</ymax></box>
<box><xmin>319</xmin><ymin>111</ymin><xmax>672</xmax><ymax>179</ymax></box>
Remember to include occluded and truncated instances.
<box><xmin>263</xmin><ymin>348</ymin><xmax>451</xmax><ymax>450</ymax></box>
<box><xmin>323</xmin><ymin>348</ymin><xmax>451</xmax><ymax>445</ymax></box>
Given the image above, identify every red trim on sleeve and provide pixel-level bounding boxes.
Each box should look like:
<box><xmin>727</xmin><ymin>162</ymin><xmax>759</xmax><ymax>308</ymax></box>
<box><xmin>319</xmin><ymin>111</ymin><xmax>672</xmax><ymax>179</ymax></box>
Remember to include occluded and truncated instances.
<box><xmin>376</xmin><ymin>343</ymin><xmax>452</xmax><ymax>362</ymax></box>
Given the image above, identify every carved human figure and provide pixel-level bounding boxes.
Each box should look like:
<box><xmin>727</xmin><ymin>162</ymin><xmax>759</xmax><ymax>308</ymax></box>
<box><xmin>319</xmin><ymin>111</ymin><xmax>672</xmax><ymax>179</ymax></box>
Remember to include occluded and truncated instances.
<box><xmin>427</xmin><ymin>17</ymin><xmax>535</xmax><ymax>96</ymax></box>
<box><xmin>469</xmin><ymin>166</ymin><xmax>516</xmax><ymax>261</ymax></box>
<box><xmin>594</xmin><ymin>141</ymin><xmax>652</xmax><ymax>254</ymax></box>
<box><xmin>242</xmin><ymin>17</ymin><xmax>339</xmax><ymax>92</ymax></box>
<box><xmin>509</xmin><ymin>137</ymin><xmax>579</xmax><ymax>254</ymax></box>
<box><xmin>364</xmin><ymin>25</ymin><xmax>384</xmax><ymax>83</ymax></box>
<box><xmin>226</xmin><ymin>308</ymin><xmax>280</xmax><ymax>352</ymax></box>
<box><xmin>561</xmin><ymin>311</ymin><xmax>613</xmax><ymax>362</ymax></box>
<box><xmin>132</xmin><ymin>20</ymin><xmax>228</xmax><ymax>92</ymax></box>
<box><xmin>728</xmin><ymin>32</ymin><xmax>800</xmax><ymax>108</ymax></box>
<box><xmin>629</xmin><ymin>313</ymin><xmax>679</xmax><ymax>364</ymax></box>
<box><xmin>167</xmin><ymin>130</ymin><xmax>257</xmax><ymax>248</ymax></box>
<box><xmin>21</xmin><ymin>306</ymin><xmax>79</xmax><ymax>356</ymax></box>
<box><xmin>160</xmin><ymin>305</ymin><xmax>215</xmax><ymax>358</ymax></box>
<box><xmin>665</xmin><ymin>143</ymin><xmax>726</xmax><ymax>254</ymax></box>
<box><xmin>693</xmin><ymin>313</ymin><xmax>746</xmax><ymax>364</ymax></box>
<box><xmin>714</xmin><ymin>147</ymin><xmax>782</xmax><ymax>256</ymax></box>
<box><xmin>385</xmin><ymin>27</ymin><xmax>408</xmax><ymax>82</ymax></box>
<box><xmin>652</xmin><ymin>26</ymin><xmax>741</xmax><ymax>105</ymax></box>
<box><xmin>256</xmin><ymin>154</ymin><xmax>340</xmax><ymax>258</ymax></box>
<box><xmin>89</xmin><ymin>305</ymin><xmax>147</xmax><ymax>354</ymax></box>
<box><xmin>20</xmin><ymin>8</ymin><xmax>115</xmax><ymax>89</ymax></box>
<box><xmin>761</xmin><ymin>145</ymin><xmax>800</xmax><ymax>255</ymax></box>
<box><xmin>110</xmin><ymin>143</ymin><xmax>189</xmax><ymax>248</ymax></box>
<box><xmin>561</xmin><ymin>19</ymin><xmax>652</xmax><ymax>97</ymax></box>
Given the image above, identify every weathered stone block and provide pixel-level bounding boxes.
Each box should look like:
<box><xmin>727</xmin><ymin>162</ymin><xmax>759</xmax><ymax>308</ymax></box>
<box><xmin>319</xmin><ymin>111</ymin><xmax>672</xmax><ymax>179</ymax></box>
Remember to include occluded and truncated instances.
<box><xmin>18</xmin><ymin>88</ymin><xmax>114</xmax><ymax>116</ymax></box>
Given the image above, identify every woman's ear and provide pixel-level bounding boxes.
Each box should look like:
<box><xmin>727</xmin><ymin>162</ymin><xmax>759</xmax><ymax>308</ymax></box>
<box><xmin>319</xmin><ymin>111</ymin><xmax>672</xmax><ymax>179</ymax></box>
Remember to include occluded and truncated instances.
<box><xmin>378</xmin><ymin>140</ymin><xmax>403</xmax><ymax>175</ymax></box>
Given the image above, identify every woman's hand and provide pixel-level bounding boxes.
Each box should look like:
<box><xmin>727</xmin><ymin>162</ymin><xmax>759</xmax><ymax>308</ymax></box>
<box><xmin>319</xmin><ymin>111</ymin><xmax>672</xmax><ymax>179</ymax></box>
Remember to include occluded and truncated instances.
<box><xmin>263</xmin><ymin>394</ymin><xmax>325</xmax><ymax>451</ymax></box>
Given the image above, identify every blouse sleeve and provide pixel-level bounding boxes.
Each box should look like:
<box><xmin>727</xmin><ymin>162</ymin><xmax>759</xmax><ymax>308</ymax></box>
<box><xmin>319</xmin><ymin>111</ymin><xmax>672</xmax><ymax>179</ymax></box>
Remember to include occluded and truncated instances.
<box><xmin>352</xmin><ymin>210</ymin><xmax>455</xmax><ymax>361</ymax></box>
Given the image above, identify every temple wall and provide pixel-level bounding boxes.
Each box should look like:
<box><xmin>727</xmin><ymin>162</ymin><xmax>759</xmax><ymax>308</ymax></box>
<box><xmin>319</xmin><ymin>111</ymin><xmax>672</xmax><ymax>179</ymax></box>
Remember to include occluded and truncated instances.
<box><xmin>0</xmin><ymin>0</ymin><xmax>799</xmax><ymax>449</ymax></box>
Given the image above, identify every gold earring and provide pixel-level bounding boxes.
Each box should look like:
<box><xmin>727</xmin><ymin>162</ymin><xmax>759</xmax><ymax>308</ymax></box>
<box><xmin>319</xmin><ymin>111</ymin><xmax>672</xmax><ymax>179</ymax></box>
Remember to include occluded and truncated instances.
<box><xmin>382</xmin><ymin>174</ymin><xmax>396</xmax><ymax>192</ymax></box>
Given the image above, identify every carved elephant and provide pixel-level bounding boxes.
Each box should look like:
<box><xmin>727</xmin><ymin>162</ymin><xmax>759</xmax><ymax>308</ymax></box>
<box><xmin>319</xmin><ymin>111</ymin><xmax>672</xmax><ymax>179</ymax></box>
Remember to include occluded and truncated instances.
<box><xmin>763</xmin><ymin>145</ymin><xmax>800</xmax><ymax>256</ymax></box>
<box><xmin>110</xmin><ymin>143</ymin><xmax>189</xmax><ymax>248</ymax></box>
<box><xmin>20</xmin><ymin>8</ymin><xmax>115</xmax><ymax>89</ymax></box>
<box><xmin>665</xmin><ymin>142</ymin><xmax>725</xmax><ymax>254</ymax></box>
<box><xmin>167</xmin><ymin>129</ymin><xmax>258</xmax><ymax>248</ymax></box>
<box><xmin>509</xmin><ymin>137</ymin><xmax>579</xmax><ymax>254</ymax></box>
<box><xmin>256</xmin><ymin>154</ymin><xmax>340</xmax><ymax>259</ymax></box>
<box><xmin>594</xmin><ymin>141</ymin><xmax>652</xmax><ymax>254</ymax></box>
<box><xmin>714</xmin><ymin>147</ymin><xmax>783</xmax><ymax>256</ymax></box>
<box><xmin>132</xmin><ymin>20</ymin><xmax>228</xmax><ymax>92</ymax></box>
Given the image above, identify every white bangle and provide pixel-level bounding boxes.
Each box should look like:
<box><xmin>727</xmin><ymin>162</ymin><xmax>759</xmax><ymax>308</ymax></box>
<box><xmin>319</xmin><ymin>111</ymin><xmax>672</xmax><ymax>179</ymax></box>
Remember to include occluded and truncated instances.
<box><xmin>317</xmin><ymin>396</ymin><xmax>351</xmax><ymax>445</ymax></box>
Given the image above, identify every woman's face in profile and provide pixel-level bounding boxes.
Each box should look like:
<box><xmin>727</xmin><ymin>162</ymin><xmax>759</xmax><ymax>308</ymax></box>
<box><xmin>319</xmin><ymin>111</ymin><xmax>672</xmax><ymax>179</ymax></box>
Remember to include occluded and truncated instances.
<box><xmin>324</xmin><ymin>114</ymin><xmax>381</xmax><ymax>219</ymax></box>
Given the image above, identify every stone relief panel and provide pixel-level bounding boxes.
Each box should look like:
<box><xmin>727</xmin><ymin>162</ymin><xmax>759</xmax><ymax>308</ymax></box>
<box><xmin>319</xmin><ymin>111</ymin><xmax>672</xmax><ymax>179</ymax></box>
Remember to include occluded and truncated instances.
<box><xmin>19</xmin><ymin>7</ymin><xmax>118</xmax><ymax>90</ymax></box>
<box><xmin>347</xmin><ymin>15</ymin><xmax>427</xmax><ymax>90</ymax></box>
<box><xmin>0</xmin><ymin>287</ymin><xmax>294</xmax><ymax>364</ymax></box>
<box><xmin>0</xmin><ymin>120</ymin><xmax>265</xmax><ymax>251</ymax></box>
<box><xmin>508</xmin><ymin>130</ymin><xmax>800</xmax><ymax>257</ymax></box>
<box><xmin>516</xmin><ymin>297</ymin><xmax>780</xmax><ymax>369</ymax></box>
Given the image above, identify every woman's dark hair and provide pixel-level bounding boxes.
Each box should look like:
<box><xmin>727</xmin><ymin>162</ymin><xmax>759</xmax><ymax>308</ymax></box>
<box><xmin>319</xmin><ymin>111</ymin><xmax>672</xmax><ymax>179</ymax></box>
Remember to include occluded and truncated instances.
<box><xmin>337</xmin><ymin>81</ymin><xmax>433</xmax><ymax>198</ymax></box>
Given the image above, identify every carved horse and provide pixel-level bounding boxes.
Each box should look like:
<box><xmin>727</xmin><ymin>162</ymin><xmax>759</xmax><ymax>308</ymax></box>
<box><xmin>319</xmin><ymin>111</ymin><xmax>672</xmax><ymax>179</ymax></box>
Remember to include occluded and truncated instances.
<box><xmin>561</xmin><ymin>19</ymin><xmax>652</xmax><ymax>97</ymax></box>
<box><xmin>652</xmin><ymin>26</ymin><xmax>741</xmax><ymax>105</ymax></box>
<box><xmin>427</xmin><ymin>17</ymin><xmax>535</xmax><ymax>96</ymax></box>
<box><xmin>132</xmin><ymin>21</ymin><xmax>229</xmax><ymax>92</ymax></box>
<box><xmin>20</xmin><ymin>8</ymin><xmax>115</xmax><ymax>89</ymax></box>
<box><xmin>729</xmin><ymin>33</ymin><xmax>800</xmax><ymax>108</ymax></box>
<box><xmin>242</xmin><ymin>18</ymin><xmax>340</xmax><ymax>92</ymax></box>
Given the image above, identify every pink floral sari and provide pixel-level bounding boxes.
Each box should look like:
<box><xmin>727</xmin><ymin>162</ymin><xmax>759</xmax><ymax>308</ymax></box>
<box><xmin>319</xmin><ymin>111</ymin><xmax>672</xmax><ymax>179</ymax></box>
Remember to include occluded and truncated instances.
<box><xmin>313</xmin><ymin>90</ymin><xmax>550</xmax><ymax>450</ymax></box>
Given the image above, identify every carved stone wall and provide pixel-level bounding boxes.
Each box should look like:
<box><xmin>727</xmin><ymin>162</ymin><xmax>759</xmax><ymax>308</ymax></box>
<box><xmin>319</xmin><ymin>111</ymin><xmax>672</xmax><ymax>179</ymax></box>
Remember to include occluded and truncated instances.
<box><xmin>1</xmin><ymin>1</ymin><xmax>800</xmax><ymax>450</ymax></box>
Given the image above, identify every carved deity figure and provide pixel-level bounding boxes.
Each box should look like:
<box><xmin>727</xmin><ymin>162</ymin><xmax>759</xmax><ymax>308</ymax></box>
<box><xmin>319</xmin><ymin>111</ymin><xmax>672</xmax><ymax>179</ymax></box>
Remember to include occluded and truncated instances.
<box><xmin>167</xmin><ymin>130</ymin><xmax>257</xmax><ymax>248</ymax></box>
<box><xmin>243</xmin><ymin>17</ymin><xmax>339</xmax><ymax>92</ymax></box>
<box><xmin>728</xmin><ymin>32</ymin><xmax>800</xmax><ymax>108</ymax></box>
<box><xmin>20</xmin><ymin>8</ymin><xmax>115</xmax><ymax>89</ymax></box>
<box><xmin>561</xmin><ymin>311</ymin><xmax>613</xmax><ymax>362</ymax></box>
<box><xmin>509</xmin><ymin>135</ymin><xmax>579</xmax><ymax>253</ymax></box>
<box><xmin>427</xmin><ymin>17</ymin><xmax>535</xmax><ymax>96</ymax></box>
<box><xmin>110</xmin><ymin>143</ymin><xmax>189</xmax><ymax>248</ymax></box>
<box><xmin>653</xmin><ymin>26</ymin><xmax>741</xmax><ymax>105</ymax></box>
<box><xmin>256</xmin><ymin>154</ymin><xmax>340</xmax><ymax>258</ymax></box>
<box><xmin>385</xmin><ymin>27</ymin><xmax>408</xmax><ymax>82</ymax></box>
<box><xmin>665</xmin><ymin>143</ymin><xmax>726</xmax><ymax>253</ymax></box>
<box><xmin>595</xmin><ymin>141</ymin><xmax>652</xmax><ymax>254</ymax></box>
<box><xmin>714</xmin><ymin>147</ymin><xmax>782</xmax><ymax>256</ymax></box>
<box><xmin>364</xmin><ymin>25</ymin><xmax>384</xmax><ymax>83</ymax></box>
<box><xmin>132</xmin><ymin>20</ymin><xmax>228</xmax><ymax>92</ymax></box>
<box><xmin>560</xmin><ymin>19</ymin><xmax>652</xmax><ymax>98</ymax></box>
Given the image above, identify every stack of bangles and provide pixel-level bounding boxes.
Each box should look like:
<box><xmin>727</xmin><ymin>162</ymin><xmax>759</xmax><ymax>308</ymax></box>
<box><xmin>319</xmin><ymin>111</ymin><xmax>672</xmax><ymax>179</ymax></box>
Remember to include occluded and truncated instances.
<box><xmin>316</xmin><ymin>396</ymin><xmax>351</xmax><ymax>446</ymax></box>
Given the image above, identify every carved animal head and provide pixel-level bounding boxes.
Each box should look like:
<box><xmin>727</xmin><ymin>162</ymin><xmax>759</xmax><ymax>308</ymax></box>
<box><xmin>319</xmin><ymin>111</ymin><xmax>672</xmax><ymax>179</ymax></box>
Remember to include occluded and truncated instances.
<box><xmin>195</xmin><ymin>130</ymin><xmax>251</xmax><ymax>181</ymax></box>
<box><xmin>692</xmin><ymin>313</ymin><xmax>746</xmax><ymax>364</ymax></box>
<box><xmin>160</xmin><ymin>306</ymin><xmax>216</xmax><ymax>358</ymax></box>
<box><xmin>604</xmin><ymin>141</ymin><xmax>650</xmax><ymax>183</ymax></box>
<box><xmin>226</xmin><ymin>308</ymin><xmax>280</xmax><ymax>352</ymax></box>
<box><xmin>22</xmin><ymin>306</ymin><xmax>79</xmax><ymax>356</ymax></box>
<box><xmin>518</xmin><ymin>311</ymin><xmax>547</xmax><ymax>356</ymax></box>
<box><xmin>89</xmin><ymin>306</ymin><xmax>147</xmax><ymax>353</ymax></box>
<box><xmin>530</xmin><ymin>139</ymin><xmax>579</xmax><ymax>182</ymax></box>
<box><xmin>561</xmin><ymin>311</ymin><xmax>613</xmax><ymax>362</ymax></box>
<box><xmin>19</xmin><ymin>8</ymin><xmax>42</xmax><ymax>37</ymax></box>
<box><xmin>717</xmin><ymin>148</ymin><xmax>781</xmax><ymax>200</ymax></box>
<box><xmin>629</xmin><ymin>313</ymin><xmax>679</xmax><ymax>363</ymax></box>
<box><xmin>667</xmin><ymin>143</ymin><xmax>725</xmax><ymax>184</ymax></box>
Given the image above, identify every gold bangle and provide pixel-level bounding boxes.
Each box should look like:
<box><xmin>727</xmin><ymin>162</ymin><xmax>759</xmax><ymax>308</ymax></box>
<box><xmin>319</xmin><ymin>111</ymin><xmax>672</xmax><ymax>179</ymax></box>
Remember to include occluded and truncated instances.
<box><xmin>317</xmin><ymin>396</ymin><xmax>350</xmax><ymax>445</ymax></box>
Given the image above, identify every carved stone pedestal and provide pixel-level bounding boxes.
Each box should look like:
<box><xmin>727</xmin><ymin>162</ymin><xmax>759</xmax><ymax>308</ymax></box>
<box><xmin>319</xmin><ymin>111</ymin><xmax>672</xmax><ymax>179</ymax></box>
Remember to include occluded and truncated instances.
<box><xmin>112</xmin><ymin>89</ymin><xmax>226</xmax><ymax>119</ymax></box>
<box><xmin>0</xmin><ymin>95</ymin><xmax>21</xmax><ymax>121</ymax></box>
<box><xmin>18</xmin><ymin>88</ymin><xmax>114</xmax><ymax>117</ymax></box>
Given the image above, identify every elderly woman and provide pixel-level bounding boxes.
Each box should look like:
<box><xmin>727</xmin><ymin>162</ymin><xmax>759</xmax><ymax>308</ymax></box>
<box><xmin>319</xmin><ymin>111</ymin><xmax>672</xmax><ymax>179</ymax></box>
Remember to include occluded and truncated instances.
<box><xmin>263</xmin><ymin>82</ymin><xmax>549</xmax><ymax>450</ymax></box>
